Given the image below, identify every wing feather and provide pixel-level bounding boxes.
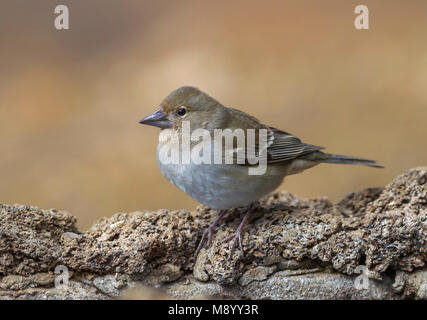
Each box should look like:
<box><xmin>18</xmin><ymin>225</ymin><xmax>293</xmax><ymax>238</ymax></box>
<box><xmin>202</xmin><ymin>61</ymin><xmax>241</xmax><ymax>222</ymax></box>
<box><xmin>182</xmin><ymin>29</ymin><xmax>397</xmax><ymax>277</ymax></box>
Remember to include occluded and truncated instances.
<box><xmin>266</xmin><ymin>127</ymin><xmax>323</xmax><ymax>163</ymax></box>
<box><xmin>219</xmin><ymin>108</ymin><xmax>323</xmax><ymax>165</ymax></box>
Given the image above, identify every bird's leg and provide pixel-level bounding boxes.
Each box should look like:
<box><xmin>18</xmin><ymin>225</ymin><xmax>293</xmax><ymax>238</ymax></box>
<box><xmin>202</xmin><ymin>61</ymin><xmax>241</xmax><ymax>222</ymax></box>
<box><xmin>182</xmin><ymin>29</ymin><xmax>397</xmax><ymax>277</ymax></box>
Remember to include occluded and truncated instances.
<box><xmin>194</xmin><ymin>209</ymin><xmax>228</xmax><ymax>256</ymax></box>
<box><xmin>224</xmin><ymin>204</ymin><xmax>256</xmax><ymax>258</ymax></box>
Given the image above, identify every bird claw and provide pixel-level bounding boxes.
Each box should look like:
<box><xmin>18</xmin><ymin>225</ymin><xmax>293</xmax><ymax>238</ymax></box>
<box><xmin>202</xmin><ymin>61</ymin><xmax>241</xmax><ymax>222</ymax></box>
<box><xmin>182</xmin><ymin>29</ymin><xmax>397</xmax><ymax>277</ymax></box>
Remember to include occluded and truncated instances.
<box><xmin>206</xmin><ymin>226</ymin><xmax>218</xmax><ymax>246</ymax></box>
<box><xmin>225</xmin><ymin>230</ymin><xmax>244</xmax><ymax>258</ymax></box>
<box><xmin>195</xmin><ymin>207</ymin><xmax>254</xmax><ymax>259</ymax></box>
<box><xmin>194</xmin><ymin>226</ymin><xmax>212</xmax><ymax>257</ymax></box>
<box><xmin>222</xmin><ymin>224</ymin><xmax>251</xmax><ymax>258</ymax></box>
<box><xmin>194</xmin><ymin>223</ymin><xmax>222</xmax><ymax>257</ymax></box>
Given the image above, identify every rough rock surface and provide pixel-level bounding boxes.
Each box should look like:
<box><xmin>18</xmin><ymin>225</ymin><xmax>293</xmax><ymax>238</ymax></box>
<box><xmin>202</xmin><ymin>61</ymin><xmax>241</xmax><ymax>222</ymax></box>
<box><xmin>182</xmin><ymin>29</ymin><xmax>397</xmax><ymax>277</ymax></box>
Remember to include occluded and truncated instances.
<box><xmin>0</xmin><ymin>167</ymin><xmax>425</xmax><ymax>299</ymax></box>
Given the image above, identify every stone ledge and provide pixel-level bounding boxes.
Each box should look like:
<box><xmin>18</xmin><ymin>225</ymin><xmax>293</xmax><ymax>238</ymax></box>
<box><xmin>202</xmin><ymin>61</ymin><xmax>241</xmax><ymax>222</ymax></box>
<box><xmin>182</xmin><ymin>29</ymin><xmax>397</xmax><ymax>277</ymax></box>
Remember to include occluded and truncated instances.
<box><xmin>0</xmin><ymin>167</ymin><xmax>426</xmax><ymax>299</ymax></box>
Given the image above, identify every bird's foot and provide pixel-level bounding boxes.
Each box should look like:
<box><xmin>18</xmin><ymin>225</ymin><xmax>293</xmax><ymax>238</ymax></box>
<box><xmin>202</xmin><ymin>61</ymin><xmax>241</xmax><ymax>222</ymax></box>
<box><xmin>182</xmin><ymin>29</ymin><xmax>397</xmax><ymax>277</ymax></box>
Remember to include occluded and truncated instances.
<box><xmin>194</xmin><ymin>210</ymin><xmax>228</xmax><ymax>257</ymax></box>
<box><xmin>194</xmin><ymin>225</ymin><xmax>218</xmax><ymax>256</ymax></box>
<box><xmin>223</xmin><ymin>205</ymin><xmax>255</xmax><ymax>258</ymax></box>
<box><xmin>223</xmin><ymin>227</ymin><xmax>245</xmax><ymax>258</ymax></box>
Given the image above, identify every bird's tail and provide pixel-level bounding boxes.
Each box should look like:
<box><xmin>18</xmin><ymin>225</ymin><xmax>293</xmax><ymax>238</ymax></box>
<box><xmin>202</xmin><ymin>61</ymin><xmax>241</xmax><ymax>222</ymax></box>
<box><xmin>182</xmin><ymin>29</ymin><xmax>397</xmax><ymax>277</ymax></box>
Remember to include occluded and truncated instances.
<box><xmin>309</xmin><ymin>152</ymin><xmax>384</xmax><ymax>168</ymax></box>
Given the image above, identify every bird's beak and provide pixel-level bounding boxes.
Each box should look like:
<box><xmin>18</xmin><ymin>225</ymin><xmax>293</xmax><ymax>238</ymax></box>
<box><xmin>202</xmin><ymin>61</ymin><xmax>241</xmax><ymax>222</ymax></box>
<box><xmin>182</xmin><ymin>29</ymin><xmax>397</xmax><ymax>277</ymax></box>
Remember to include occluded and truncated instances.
<box><xmin>139</xmin><ymin>108</ymin><xmax>172</xmax><ymax>129</ymax></box>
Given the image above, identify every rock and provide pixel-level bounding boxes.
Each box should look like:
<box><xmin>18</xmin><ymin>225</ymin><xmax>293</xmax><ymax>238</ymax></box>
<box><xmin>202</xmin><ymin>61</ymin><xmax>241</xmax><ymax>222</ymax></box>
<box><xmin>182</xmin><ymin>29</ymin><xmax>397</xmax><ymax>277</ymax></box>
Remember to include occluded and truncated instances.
<box><xmin>0</xmin><ymin>167</ymin><xmax>426</xmax><ymax>299</ymax></box>
<box><xmin>93</xmin><ymin>274</ymin><xmax>127</xmax><ymax>296</ymax></box>
<box><xmin>163</xmin><ymin>271</ymin><xmax>399</xmax><ymax>300</ymax></box>
<box><xmin>144</xmin><ymin>264</ymin><xmax>183</xmax><ymax>286</ymax></box>
<box><xmin>239</xmin><ymin>271</ymin><xmax>398</xmax><ymax>300</ymax></box>
<box><xmin>0</xmin><ymin>273</ymin><xmax>55</xmax><ymax>290</ymax></box>
<box><xmin>337</xmin><ymin>187</ymin><xmax>383</xmax><ymax>217</ymax></box>
<box><xmin>0</xmin><ymin>204</ymin><xmax>77</xmax><ymax>275</ymax></box>
<box><xmin>60</xmin><ymin>209</ymin><xmax>200</xmax><ymax>276</ymax></box>
<box><xmin>239</xmin><ymin>266</ymin><xmax>277</xmax><ymax>286</ymax></box>
<box><xmin>193</xmin><ymin>251</ymin><xmax>210</xmax><ymax>282</ymax></box>
<box><xmin>392</xmin><ymin>270</ymin><xmax>407</xmax><ymax>294</ymax></box>
<box><xmin>363</xmin><ymin>167</ymin><xmax>427</xmax><ymax>273</ymax></box>
<box><xmin>404</xmin><ymin>268</ymin><xmax>427</xmax><ymax>299</ymax></box>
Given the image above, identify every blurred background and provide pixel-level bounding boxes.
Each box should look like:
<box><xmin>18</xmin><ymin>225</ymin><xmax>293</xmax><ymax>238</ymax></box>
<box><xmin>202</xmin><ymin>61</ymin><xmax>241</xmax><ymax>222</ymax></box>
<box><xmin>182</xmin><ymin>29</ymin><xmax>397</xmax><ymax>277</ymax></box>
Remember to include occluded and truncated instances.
<box><xmin>1</xmin><ymin>0</ymin><xmax>426</xmax><ymax>229</ymax></box>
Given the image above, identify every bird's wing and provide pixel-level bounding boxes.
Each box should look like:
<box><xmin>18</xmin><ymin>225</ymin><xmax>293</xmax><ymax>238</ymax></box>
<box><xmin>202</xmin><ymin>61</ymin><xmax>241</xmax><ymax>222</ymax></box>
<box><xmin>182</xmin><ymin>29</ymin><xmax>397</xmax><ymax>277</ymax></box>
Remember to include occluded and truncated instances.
<box><xmin>220</xmin><ymin>108</ymin><xmax>323</xmax><ymax>165</ymax></box>
<box><xmin>266</xmin><ymin>127</ymin><xmax>324</xmax><ymax>163</ymax></box>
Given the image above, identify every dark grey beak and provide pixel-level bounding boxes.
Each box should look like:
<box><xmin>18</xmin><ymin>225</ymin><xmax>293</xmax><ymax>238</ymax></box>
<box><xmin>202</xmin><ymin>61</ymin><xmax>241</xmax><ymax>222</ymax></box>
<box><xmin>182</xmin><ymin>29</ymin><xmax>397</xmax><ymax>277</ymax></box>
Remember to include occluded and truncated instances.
<box><xmin>139</xmin><ymin>108</ymin><xmax>172</xmax><ymax>129</ymax></box>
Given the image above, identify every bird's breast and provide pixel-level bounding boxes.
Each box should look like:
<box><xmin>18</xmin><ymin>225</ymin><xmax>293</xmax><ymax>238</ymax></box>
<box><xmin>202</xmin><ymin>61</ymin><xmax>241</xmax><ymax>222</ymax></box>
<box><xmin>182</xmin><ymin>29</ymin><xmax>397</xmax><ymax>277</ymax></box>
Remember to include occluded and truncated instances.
<box><xmin>155</xmin><ymin>133</ymin><xmax>288</xmax><ymax>209</ymax></box>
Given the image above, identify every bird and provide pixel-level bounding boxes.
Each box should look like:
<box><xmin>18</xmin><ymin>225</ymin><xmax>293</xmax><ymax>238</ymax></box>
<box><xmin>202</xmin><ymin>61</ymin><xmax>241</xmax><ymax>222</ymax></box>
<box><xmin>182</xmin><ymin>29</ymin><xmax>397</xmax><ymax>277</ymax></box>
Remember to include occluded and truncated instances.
<box><xmin>139</xmin><ymin>86</ymin><xmax>383</xmax><ymax>258</ymax></box>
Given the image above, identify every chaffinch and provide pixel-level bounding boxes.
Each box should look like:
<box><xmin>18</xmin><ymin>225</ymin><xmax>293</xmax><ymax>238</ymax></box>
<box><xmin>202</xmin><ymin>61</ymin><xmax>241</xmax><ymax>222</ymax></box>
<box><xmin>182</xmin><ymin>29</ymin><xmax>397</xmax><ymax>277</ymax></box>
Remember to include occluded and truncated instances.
<box><xmin>139</xmin><ymin>86</ymin><xmax>382</xmax><ymax>258</ymax></box>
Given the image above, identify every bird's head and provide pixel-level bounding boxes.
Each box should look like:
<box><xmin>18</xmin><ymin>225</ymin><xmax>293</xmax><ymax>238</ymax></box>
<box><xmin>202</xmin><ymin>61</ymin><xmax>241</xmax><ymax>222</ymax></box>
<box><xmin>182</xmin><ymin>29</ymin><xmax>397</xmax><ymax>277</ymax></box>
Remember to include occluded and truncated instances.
<box><xmin>139</xmin><ymin>86</ymin><xmax>226</xmax><ymax>131</ymax></box>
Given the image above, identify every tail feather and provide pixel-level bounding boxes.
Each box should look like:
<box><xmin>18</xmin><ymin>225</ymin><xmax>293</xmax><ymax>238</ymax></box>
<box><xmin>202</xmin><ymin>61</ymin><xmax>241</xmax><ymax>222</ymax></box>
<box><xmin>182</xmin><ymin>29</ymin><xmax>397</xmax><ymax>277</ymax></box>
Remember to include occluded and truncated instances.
<box><xmin>311</xmin><ymin>152</ymin><xmax>384</xmax><ymax>168</ymax></box>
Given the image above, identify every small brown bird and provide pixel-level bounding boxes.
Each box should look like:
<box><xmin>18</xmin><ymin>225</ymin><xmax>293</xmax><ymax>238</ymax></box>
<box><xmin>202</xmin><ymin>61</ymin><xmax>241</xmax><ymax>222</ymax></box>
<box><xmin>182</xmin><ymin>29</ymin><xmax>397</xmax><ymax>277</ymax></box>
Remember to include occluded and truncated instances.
<box><xmin>139</xmin><ymin>86</ymin><xmax>383</xmax><ymax>257</ymax></box>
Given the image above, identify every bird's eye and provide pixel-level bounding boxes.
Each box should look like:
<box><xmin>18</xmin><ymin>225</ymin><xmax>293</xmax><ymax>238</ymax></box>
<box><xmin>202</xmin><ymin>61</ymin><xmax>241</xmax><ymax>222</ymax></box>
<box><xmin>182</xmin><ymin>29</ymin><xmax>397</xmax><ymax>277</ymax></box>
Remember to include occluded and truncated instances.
<box><xmin>177</xmin><ymin>107</ymin><xmax>187</xmax><ymax>117</ymax></box>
